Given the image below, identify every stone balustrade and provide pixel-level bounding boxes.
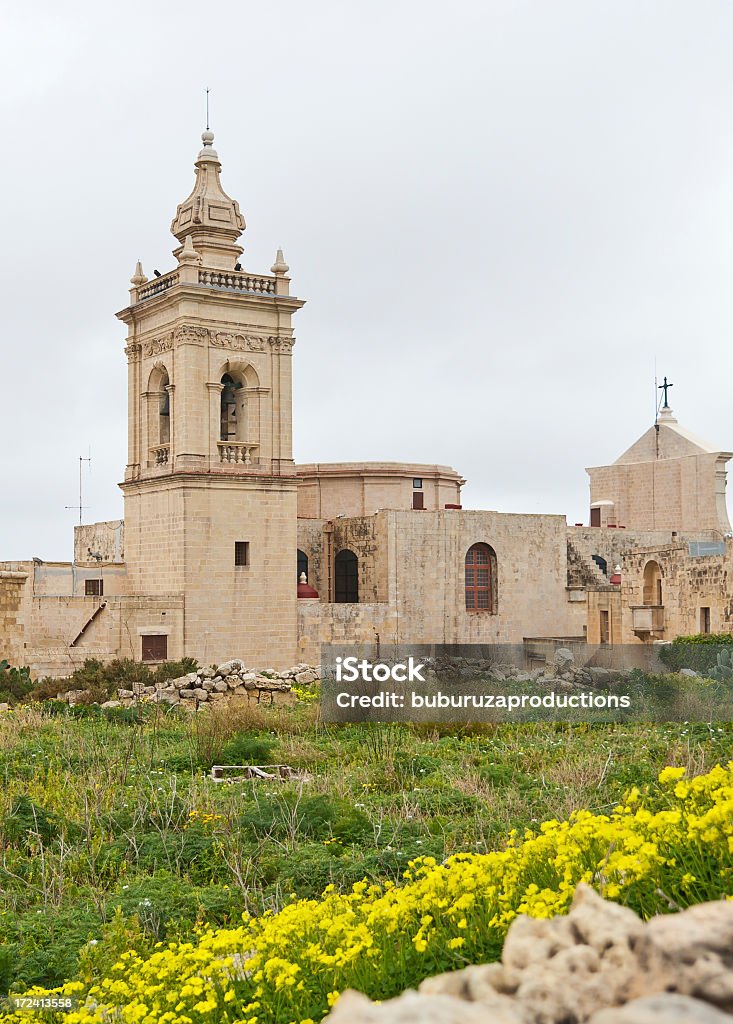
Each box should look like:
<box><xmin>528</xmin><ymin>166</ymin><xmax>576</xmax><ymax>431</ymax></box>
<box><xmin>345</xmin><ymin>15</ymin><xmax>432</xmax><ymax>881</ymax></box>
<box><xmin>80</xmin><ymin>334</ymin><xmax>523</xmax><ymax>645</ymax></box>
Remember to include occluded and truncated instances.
<box><xmin>199</xmin><ymin>269</ymin><xmax>276</xmax><ymax>294</ymax></box>
<box><xmin>150</xmin><ymin>444</ymin><xmax>170</xmax><ymax>466</ymax></box>
<box><xmin>218</xmin><ymin>442</ymin><xmax>259</xmax><ymax>465</ymax></box>
<box><xmin>137</xmin><ymin>271</ymin><xmax>180</xmax><ymax>301</ymax></box>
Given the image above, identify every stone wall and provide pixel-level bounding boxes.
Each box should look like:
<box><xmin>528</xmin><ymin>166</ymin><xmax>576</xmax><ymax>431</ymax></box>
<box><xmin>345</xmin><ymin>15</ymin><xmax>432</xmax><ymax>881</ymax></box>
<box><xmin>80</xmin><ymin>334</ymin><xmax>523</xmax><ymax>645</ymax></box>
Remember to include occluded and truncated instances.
<box><xmin>297</xmin><ymin>509</ymin><xmax>588</xmax><ymax>655</ymax></box>
<box><xmin>296</xmin><ymin>463</ymin><xmax>464</xmax><ymax>519</ymax></box>
<box><xmin>74</xmin><ymin>521</ymin><xmax>125</xmax><ymax>564</ymax></box>
<box><xmin>0</xmin><ymin>569</ymin><xmax>28</xmax><ymax>664</ymax></box>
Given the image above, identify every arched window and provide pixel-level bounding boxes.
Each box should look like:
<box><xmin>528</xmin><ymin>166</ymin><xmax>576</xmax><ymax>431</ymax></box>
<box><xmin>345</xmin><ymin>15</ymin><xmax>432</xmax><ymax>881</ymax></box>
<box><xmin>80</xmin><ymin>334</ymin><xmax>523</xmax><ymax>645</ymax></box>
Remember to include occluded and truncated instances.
<box><xmin>220</xmin><ymin>373</ymin><xmax>244</xmax><ymax>441</ymax></box>
<box><xmin>297</xmin><ymin>549</ymin><xmax>309</xmax><ymax>582</ymax></box>
<box><xmin>335</xmin><ymin>549</ymin><xmax>358</xmax><ymax>603</ymax></box>
<box><xmin>643</xmin><ymin>560</ymin><xmax>663</xmax><ymax>606</ymax></box>
<box><xmin>465</xmin><ymin>543</ymin><xmax>497</xmax><ymax>612</ymax></box>
<box><xmin>147</xmin><ymin>365</ymin><xmax>171</xmax><ymax>458</ymax></box>
<box><xmin>159</xmin><ymin>379</ymin><xmax>170</xmax><ymax>444</ymax></box>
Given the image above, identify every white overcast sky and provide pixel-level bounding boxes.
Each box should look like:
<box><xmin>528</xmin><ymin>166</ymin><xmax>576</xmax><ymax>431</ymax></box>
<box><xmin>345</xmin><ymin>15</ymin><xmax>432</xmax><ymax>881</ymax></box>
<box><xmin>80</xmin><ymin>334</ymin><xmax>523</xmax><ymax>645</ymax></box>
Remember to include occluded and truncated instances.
<box><xmin>2</xmin><ymin>0</ymin><xmax>733</xmax><ymax>561</ymax></box>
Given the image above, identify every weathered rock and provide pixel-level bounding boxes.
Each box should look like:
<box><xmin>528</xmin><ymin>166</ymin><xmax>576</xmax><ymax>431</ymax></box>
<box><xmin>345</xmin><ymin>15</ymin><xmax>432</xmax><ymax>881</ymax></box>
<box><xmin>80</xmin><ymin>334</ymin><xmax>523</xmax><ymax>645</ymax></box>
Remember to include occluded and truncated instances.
<box><xmin>325</xmin><ymin>989</ymin><xmax>501</xmax><ymax>1023</ymax></box>
<box><xmin>192</xmin><ymin>688</ymin><xmax>208</xmax><ymax>700</ymax></box>
<box><xmin>118</xmin><ymin>689</ymin><xmax>134</xmax><ymax>698</ymax></box>
<box><xmin>679</xmin><ymin>668</ymin><xmax>700</xmax><ymax>678</ymax></box>
<box><xmin>100</xmin><ymin>700</ymin><xmax>122</xmax><ymax>708</ymax></box>
<box><xmin>554</xmin><ymin>647</ymin><xmax>575</xmax><ymax>673</ymax></box>
<box><xmin>569</xmin><ymin>883</ymin><xmax>645</xmax><ymax>954</ymax></box>
<box><xmin>590</xmin><ymin>993</ymin><xmax>733</xmax><ymax>1023</ymax></box>
<box><xmin>178</xmin><ymin>689</ymin><xmax>195</xmax><ymax>699</ymax></box>
<box><xmin>157</xmin><ymin>693</ymin><xmax>180</xmax><ymax>706</ymax></box>
<box><xmin>201</xmin><ymin>667</ymin><xmax>216</xmax><ymax>679</ymax></box>
<box><xmin>295</xmin><ymin>669</ymin><xmax>317</xmax><ymax>684</ymax></box>
<box><xmin>217</xmin><ymin>659</ymin><xmax>246</xmax><ymax>677</ymax></box>
<box><xmin>213</xmin><ymin>681</ymin><xmax>229</xmax><ymax>693</ymax></box>
<box><xmin>0</xmin><ymin>702</ymin><xmax>9</xmax><ymax>712</ymax></box>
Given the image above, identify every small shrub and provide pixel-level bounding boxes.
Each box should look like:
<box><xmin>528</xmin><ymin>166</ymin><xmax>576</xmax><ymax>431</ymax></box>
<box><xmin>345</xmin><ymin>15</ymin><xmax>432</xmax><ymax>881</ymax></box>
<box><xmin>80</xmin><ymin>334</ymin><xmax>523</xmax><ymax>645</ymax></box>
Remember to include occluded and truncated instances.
<box><xmin>219</xmin><ymin>733</ymin><xmax>277</xmax><ymax>766</ymax></box>
<box><xmin>0</xmin><ymin>660</ymin><xmax>33</xmax><ymax>706</ymax></box>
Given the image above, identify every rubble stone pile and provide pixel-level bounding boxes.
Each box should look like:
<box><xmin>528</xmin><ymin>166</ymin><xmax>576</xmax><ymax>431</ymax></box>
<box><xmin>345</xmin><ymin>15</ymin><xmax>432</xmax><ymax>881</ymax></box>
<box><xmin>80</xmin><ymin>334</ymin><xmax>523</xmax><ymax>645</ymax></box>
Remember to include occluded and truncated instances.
<box><xmin>51</xmin><ymin>660</ymin><xmax>319</xmax><ymax>708</ymax></box>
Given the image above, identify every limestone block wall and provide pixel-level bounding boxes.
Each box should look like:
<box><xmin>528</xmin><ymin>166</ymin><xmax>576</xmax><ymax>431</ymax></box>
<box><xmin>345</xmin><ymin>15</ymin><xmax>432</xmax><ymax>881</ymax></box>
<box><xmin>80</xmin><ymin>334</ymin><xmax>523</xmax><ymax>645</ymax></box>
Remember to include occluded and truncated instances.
<box><xmin>297</xmin><ymin>600</ymin><xmax>399</xmax><ymax>667</ymax></box>
<box><xmin>297</xmin><ymin>510</ymin><xmax>585</xmax><ymax>649</ymax></box>
<box><xmin>0</xmin><ymin>569</ymin><xmax>28</xmax><ymax>664</ymax></box>
<box><xmin>296</xmin><ymin>463</ymin><xmax>464</xmax><ymax>519</ymax></box>
<box><xmin>297</xmin><ymin>521</ymin><xmax>327</xmax><ymax>595</ymax></box>
<box><xmin>567</xmin><ymin>526</ymin><xmax>704</xmax><ymax>577</ymax></box>
<box><xmin>619</xmin><ymin>543</ymin><xmax>733</xmax><ymax>641</ymax></box>
<box><xmin>74</xmin><ymin>521</ymin><xmax>125</xmax><ymax>564</ymax></box>
<box><xmin>125</xmin><ymin>477</ymin><xmax>298</xmax><ymax>668</ymax></box>
<box><xmin>180</xmin><ymin>481</ymin><xmax>298</xmax><ymax>669</ymax></box>
<box><xmin>587</xmin><ymin>454</ymin><xmax>731</xmax><ymax>533</ymax></box>
<box><xmin>383</xmin><ymin>510</ymin><xmax>580</xmax><ymax>644</ymax></box>
<box><xmin>20</xmin><ymin>595</ymin><xmax>184</xmax><ymax>678</ymax></box>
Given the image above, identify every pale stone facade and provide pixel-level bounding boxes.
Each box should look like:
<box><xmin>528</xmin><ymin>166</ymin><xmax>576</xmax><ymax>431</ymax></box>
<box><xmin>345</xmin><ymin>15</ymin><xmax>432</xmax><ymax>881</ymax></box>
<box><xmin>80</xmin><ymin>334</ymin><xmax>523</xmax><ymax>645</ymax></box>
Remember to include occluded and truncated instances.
<box><xmin>2</xmin><ymin>133</ymin><xmax>732</xmax><ymax>677</ymax></box>
<box><xmin>296</xmin><ymin>463</ymin><xmax>464</xmax><ymax>519</ymax></box>
<box><xmin>587</xmin><ymin>407</ymin><xmax>732</xmax><ymax>533</ymax></box>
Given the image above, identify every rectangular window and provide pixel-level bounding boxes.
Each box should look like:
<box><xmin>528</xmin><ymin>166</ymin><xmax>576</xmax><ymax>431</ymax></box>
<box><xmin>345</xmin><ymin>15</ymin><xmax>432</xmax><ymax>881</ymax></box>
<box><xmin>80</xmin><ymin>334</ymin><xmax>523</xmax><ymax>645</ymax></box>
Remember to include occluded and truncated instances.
<box><xmin>412</xmin><ymin>491</ymin><xmax>425</xmax><ymax>510</ymax></box>
<box><xmin>141</xmin><ymin>635</ymin><xmax>167</xmax><ymax>662</ymax></box>
<box><xmin>235</xmin><ymin>541</ymin><xmax>250</xmax><ymax>567</ymax></box>
<box><xmin>85</xmin><ymin>579</ymin><xmax>103</xmax><ymax>597</ymax></box>
<box><xmin>700</xmin><ymin>607</ymin><xmax>711</xmax><ymax>634</ymax></box>
<box><xmin>412</xmin><ymin>478</ymin><xmax>423</xmax><ymax>489</ymax></box>
<box><xmin>599</xmin><ymin>610</ymin><xmax>610</xmax><ymax>644</ymax></box>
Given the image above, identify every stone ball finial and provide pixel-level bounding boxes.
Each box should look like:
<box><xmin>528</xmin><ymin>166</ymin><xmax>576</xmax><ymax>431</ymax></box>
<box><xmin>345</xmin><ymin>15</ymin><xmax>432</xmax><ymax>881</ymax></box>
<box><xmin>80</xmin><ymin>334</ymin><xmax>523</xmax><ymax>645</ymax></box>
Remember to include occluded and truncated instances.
<box><xmin>201</xmin><ymin>130</ymin><xmax>215</xmax><ymax>147</ymax></box>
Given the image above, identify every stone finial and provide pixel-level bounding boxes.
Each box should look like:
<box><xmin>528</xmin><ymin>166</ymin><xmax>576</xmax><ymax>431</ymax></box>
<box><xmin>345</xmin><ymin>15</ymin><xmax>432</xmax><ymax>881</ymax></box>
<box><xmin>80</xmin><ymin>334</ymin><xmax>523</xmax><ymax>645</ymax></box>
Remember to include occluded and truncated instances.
<box><xmin>271</xmin><ymin>249</ymin><xmax>290</xmax><ymax>276</ymax></box>
<box><xmin>170</xmin><ymin>132</ymin><xmax>245</xmax><ymax>270</ymax></box>
<box><xmin>130</xmin><ymin>260</ymin><xmax>148</xmax><ymax>286</ymax></box>
<box><xmin>178</xmin><ymin>234</ymin><xmax>202</xmax><ymax>265</ymax></box>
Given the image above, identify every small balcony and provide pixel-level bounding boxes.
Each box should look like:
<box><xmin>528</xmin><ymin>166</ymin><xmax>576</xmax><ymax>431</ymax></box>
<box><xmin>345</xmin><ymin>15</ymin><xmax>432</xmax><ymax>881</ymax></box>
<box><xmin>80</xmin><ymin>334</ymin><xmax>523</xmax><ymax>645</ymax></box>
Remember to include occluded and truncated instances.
<box><xmin>149</xmin><ymin>444</ymin><xmax>170</xmax><ymax>467</ymax></box>
<box><xmin>217</xmin><ymin>441</ymin><xmax>259</xmax><ymax>466</ymax></box>
<box><xmin>631</xmin><ymin>605</ymin><xmax>665</xmax><ymax>637</ymax></box>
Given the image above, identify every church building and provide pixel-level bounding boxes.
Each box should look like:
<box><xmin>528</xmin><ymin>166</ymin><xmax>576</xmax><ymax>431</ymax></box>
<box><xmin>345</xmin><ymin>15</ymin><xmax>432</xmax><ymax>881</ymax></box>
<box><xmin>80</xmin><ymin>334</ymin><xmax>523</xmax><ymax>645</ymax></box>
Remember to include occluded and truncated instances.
<box><xmin>1</xmin><ymin>135</ymin><xmax>732</xmax><ymax>676</ymax></box>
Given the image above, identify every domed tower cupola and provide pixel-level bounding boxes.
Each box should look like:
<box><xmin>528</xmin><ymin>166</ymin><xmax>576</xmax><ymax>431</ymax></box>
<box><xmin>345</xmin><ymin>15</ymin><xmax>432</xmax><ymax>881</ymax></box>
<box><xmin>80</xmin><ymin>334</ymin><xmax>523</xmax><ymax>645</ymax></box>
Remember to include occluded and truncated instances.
<box><xmin>170</xmin><ymin>132</ymin><xmax>246</xmax><ymax>270</ymax></box>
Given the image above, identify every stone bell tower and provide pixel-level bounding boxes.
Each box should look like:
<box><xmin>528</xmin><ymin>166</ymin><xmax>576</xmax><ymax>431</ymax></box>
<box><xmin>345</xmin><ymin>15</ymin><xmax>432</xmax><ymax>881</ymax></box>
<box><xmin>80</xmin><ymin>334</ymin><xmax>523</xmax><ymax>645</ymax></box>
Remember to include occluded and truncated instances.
<box><xmin>117</xmin><ymin>132</ymin><xmax>304</xmax><ymax>668</ymax></box>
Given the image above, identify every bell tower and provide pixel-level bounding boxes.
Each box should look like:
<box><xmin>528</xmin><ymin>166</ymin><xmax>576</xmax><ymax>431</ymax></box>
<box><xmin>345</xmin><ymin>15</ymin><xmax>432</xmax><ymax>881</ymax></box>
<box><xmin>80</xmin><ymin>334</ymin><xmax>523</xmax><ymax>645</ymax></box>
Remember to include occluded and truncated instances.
<box><xmin>118</xmin><ymin>132</ymin><xmax>304</xmax><ymax>668</ymax></box>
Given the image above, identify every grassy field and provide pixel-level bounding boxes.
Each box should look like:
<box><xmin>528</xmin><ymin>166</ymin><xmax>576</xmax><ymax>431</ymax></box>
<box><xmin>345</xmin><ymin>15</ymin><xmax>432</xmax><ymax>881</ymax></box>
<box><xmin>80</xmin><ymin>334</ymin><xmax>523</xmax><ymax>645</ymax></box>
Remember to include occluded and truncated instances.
<box><xmin>1</xmin><ymin>695</ymin><xmax>731</xmax><ymax>1000</ymax></box>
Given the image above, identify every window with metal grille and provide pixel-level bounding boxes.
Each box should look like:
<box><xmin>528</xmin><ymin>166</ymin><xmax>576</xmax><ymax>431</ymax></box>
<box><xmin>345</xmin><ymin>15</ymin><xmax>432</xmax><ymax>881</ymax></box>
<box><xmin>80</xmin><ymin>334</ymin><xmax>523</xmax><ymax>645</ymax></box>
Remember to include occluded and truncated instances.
<box><xmin>235</xmin><ymin>541</ymin><xmax>250</xmax><ymax>567</ymax></box>
<box><xmin>334</xmin><ymin>549</ymin><xmax>359</xmax><ymax>603</ymax></box>
<box><xmin>412</xmin><ymin>478</ymin><xmax>423</xmax><ymax>489</ymax></box>
<box><xmin>465</xmin><ymin>543</ymin><xmax>497</xmax><ymax>612</ymax></box>
<box><xmin>141</xmin><ymin>635</ymin><xmax>167</xmax><ymax>662</ymax></box>
<box><xmin>85</xmin><ymin>579</ymin><xmax>103</xmax><ymax>597</ymax></box>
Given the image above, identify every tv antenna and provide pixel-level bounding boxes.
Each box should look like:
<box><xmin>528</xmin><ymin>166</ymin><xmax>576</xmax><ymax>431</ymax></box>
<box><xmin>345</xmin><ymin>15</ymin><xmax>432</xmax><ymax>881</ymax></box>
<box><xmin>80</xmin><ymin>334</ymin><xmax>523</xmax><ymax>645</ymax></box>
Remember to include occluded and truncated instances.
<box><xmin>65</xmin><ymin>453</ymin><xmax>91</xmax><ymax>525</ymax></box>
